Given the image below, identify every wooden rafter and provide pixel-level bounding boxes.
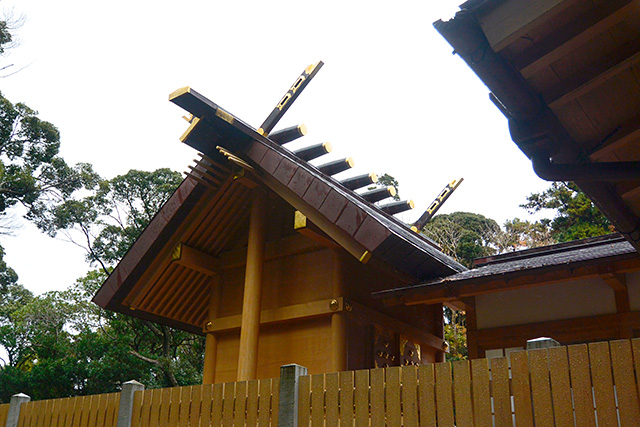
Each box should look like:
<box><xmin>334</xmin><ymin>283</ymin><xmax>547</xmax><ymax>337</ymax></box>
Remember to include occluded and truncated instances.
<box><xmin>546</xmin><ymin>38</ymin><xmax>640</xmax><ymax>109</ymax></box>
<box><xmin>172</xmin><ymin>242</ymin><xmax>222</xmax><ymax>276</ymax></box>
<box><xmin>477</xmin><ymin>0</ymin><xmax>580</xmax><ymax>52</ymax></box>
<box><xmin>516</xmin><ymin>0</ymin><xmax>638</xmax><ymax>78</ymax></box>
<box><xmin>589</xmin><ymin>113</ymin><xmax>640</xmax><ymax>161</ymax></box>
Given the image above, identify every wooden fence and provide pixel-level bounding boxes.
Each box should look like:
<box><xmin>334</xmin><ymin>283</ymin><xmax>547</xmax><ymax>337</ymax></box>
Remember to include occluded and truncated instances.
<box><xmin>16</xmin><ymin>393</ymin><xmax>120</xmax><ymax>427</ymax></box>
<box><xmin>7</xmin><ymin>338</ymin><xmax>640</xmax><ymax>426</ymax></box>
<box><xmin>298</xmin><ymin>339</ymin><xmax>640</xmax><ymax>426</ymax></box>
<box><xmin>130</xmin><ymin>377</ymin><xmax>279</xmax><ymax>426</ymax></box>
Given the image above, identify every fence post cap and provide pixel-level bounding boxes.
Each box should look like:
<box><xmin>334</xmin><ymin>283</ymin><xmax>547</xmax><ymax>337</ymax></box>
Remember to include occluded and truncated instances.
<box><xmin>122</xmin><ymin>380</ymin><xmax>144</xmax><ymax>386</ymax></box>
<box><xmin>10</xmin><ymin>393</ymin><xmax>30</xmax><ymax>400</ymax></box>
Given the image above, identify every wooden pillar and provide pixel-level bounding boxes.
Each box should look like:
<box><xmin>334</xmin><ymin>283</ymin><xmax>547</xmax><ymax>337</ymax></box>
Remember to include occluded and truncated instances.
<box><xmin>202</xmin><ymin>277</ymin><xmax>222</xmax><ymax>384</ymax></box>
<box><xmin>465</xmin><ymin>298</ymin><xmax>479</xmax><ymax>359</ymax></box>
<box><xmin>435</xmin><ymin>304</ymin><xmax>445</xmax><ymax>363</ymax></box>
<box><xmin>331</xmin><ymin>251</ymin><xmax>347</xmax><ymax>372</ymax></box>
<box><xmin>237</xmin><ymin>188</ymin><xmax>268</xmax><ymax>381</ymax></box>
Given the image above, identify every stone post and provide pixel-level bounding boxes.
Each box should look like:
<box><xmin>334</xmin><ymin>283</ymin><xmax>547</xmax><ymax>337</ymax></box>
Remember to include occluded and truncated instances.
<box><xmin>278</xmin><ymin>364</ymin><xmax>308</xmax><ymax>427</ymax></box>
<box><xmin>116</xmin><ymin>380</ymin><xmax>145</xmax><ymax>427</ymax></box>
<box><xmin>6</xmin><ymin>393</ymin><xmax>30</xmax><ymax>427</ymax></box>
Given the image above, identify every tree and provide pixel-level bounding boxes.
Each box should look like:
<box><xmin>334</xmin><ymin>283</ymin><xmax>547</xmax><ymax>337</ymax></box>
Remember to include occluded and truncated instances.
<box><xmin>495</xmin><ymin>218</ymin><xmax>555</xmax><ymax>252</ymax></box>
<box><xmin>375</xmin><ymin>173</ymin><xmax>401</xmax><ymax>200</ymax></box>
<box><xmin>521</xmin><ymin>182</ymin><xmax>613</xmax><ymax>242</ymax></box>
<box><xmin>29</xmin><ymin>168</ymin><xmax>205</xmax><ymax>390</ymax></box>
<box><xmin>421</xmin><ymin>211</ymin><xmax>500</xmax><ymax>268</ymax></box>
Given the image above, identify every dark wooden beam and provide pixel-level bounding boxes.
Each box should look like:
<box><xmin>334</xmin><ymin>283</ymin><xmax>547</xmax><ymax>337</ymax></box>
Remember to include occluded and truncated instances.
<box><xmin>269</xmin><ymin>124</ymin><xmax>307</xmax><ymax>145</ymax></box>
<box><xmin>172</xmin><ymin>242</ymin><xmax>221</xmax><ymax>276</ymax></box>
<box><xmin>589</xmin><ymin>113</ymin><xmax>640</xmax><ymax>161</ymax></box>
<box><xmin>473</xmin><ymin>311</ymin><xmax>640</xmax><ymax>350</ymax></box>
<box><xmin>477</xmin><ymin>0</ymin><xmax>580</xmax><ymax>52</ymax></box>
<box><xmin>546</xmin><ymin>37</ymin><xmax>640</xmax><ymax>110</ymax></box>
<box><xmin>293</xmin><ymin>211</ymin><xmax>339</xmax><ymax>249</ymax></box>
<box><xmin>516</xmin><ymin>0</ymin><xmax>637</xmax><ymax>78</ymax></box>
<box><xmin>258</xmin><ymin>62</ymin><xmax>323</xmax><ymax>136</ymax></box>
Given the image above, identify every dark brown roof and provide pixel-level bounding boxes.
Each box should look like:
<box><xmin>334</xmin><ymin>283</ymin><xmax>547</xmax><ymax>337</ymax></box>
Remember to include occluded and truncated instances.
<box><xmin>373</xmin><ymin>233</ymin><xmax>640</xmax><ymax>304</ymax></box>
<box><xmin>92</xmin><ymin>86</ymin><xmax>465</xmax><ymax>333</ymax></box>
<box><xmin>434</xmin><ymin>0</ymin><xmax>640</xmax><ymax>252</ymax></box>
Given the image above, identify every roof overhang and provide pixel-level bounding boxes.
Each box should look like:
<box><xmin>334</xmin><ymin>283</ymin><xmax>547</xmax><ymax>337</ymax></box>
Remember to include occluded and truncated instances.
<box><xmin>375</xmin><ymin>234</ymin><xmax>640</xmax><ymax>306</ymax></box>
<box><xmin>434</xmin><ymin>0</ymin><xmax>640</xmax><ymax>251</ymax></box>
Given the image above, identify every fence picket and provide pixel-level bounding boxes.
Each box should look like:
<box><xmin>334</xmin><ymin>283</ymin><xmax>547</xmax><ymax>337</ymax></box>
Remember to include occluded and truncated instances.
<box><xmin>146</xmin><ymin>389</ymin><xmax>161</xmax><ymax>427</ymax></box>
<box><xmin>179</xmin><ymin>386</ymin><xmax>193</xmax><ymax>427</ymax></box>
<box><xmin>325</xmin><ymin>372</ymin><xmax>339</xmax><ymax>427</ymax></box>
<box><xmin>190</xmin><ymin>384</ymin><xmax>203</xmax><ymax>427</ymax></box>
<box><xmin>212</xmin><ymin>383</ymin><xmax>224</xmax><ymax>426</ymax></box>
<box><xmin>567</xmin><ymin>344</ymin><xmax>597</xmax><ymax>427</ymax></box>
<box><xmin>257</xmin><ymin>378</ymin><xmax>272</xmax><ymax>427</ymax></box>
<box><xmin>271</xmin><ymin>379</ymin><xmax>279</xmax><ymax>426</ymax></box>
<box><xmin>400</xmin><ymin>366</ymin><xmax>418</xmax><ymax>427</ymax></box>
<box><xmin>417</xmin><ymin>364</ymin><xmax>436</xmax><ymax>427</ymax></box>
<box><xmin>528</xmin><ymin>349</ymin><xmax>554</xmax><ymax>427</ymax></box>
<box><xmin>610</xmin><ymin>339</ymin><xmax>640</xmax><ymax>425</ymax></box>
<box><xmin>510</xmin><ymin>351</ymin><xmax>534</xmax><ymax>427</ymax></box>
<box><xmin>386</xmin><ymin>367</ymin><xmax>402</xmax><ymax>425</ymax></box>
<box><xmin>546</xmin><ymin>347</ymin><xmax>573</xmax><ymax>427</ymax></box>
<box><xmin>470</xmin><ymin>358</ymin><xmax>492</xmax><ymax>427</ymax></box>
<box><xmin>69</xmin><ymin>396</ymin><xmax>81</xmax><ymax>427</ymax></box>
<box><xmin>297</xmin><ymin>375</ymin><xmax>311</xmax><ymax>427</ymax></box>
<box><xmin>200</xmin><ymin>384</ymin><xmax>214</xmax><ymax>427</ymax></box>
<box><xmin>221</xmin><ymin>383</ymin><xmax>234</xmax><ymax>426</ymax></box>
<box><xmin>353</xmin><ymin>370</ymin><xmax>369</xmax><ymax>427</ymax></box>
<box><xmin>589</xmin><ymin>342</ymin><xmax>618</xmax><ymax>427</ymax></box>
<box><xmin>453</xmin><ymin>360</ymin><xmax>473</xmax><ymax>427</ymax></box>
<box><xmin>233</xmin><ymin>382</ymin><xmax>246</xmax><ymax>427</ymax></box>
<box><xmin>490</xmin><ymin>357</ymin><xmax>512</xmax><ymax>426</ymax></box>
<box><xmin>246</xmin><ymin>380</ymin><xmax>259</xmax><ymax>426</ymax></box>
<box><xmin>90</xmin><ymin>395</ymin><xmax>102</xmax><ymax>427</ymax></box>
<box><xmin>167</xmin><ymin>387</ymin><xmax>181</xmax><ymax>426</ymax></box>
<box><xmin>106</xmin><ymin>394</ymin><xmax>120</xmax><ymax>427</ymax></box>
<box><xmin>96</xmin><ymin>394</ymin><xmax>109</xmax><ymax>427</ymax></box>
<box><xmin>370</xmin><ymin>367</ymin><xmax>385</xmax><ymax>427</ymax></box>
<box><xmin>338</xmin><ymin>371</ymin><xmax>355</xmax><ymax>427</ymax></box>
<box><xmin>435</xmin><ymin>362</ymin><xmax>454</xmax><ymax>427</ymax></box>
<box><xmin>311</xmin><ymin>374</ymin><xmax>325</xmax><ymax>427</ymax></box>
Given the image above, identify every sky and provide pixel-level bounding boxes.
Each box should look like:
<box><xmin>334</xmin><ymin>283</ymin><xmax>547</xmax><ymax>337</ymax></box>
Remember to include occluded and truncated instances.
<box><xmin>1</xmin><ymin>0</ymin><xmax>552</xmax><ymax>295</ymax></box>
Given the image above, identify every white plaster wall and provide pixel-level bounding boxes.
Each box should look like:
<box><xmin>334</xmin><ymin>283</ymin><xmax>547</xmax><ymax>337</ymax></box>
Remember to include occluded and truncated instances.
<box><xmin>626</xmin><ymin>271</ymin><xmax>640</xmax><ymax>311</ymax></box>
<box><xmin>476</xmin><ymin>277</ymin><xmax>617</xmax><ymax>329</ymax></box>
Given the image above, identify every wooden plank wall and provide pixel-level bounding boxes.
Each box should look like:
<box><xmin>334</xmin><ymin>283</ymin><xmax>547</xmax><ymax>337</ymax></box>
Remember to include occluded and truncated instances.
<box><xmin>130</xmin><ymin>378</ymin><xmax>279</xmax><ymax>427</ymax></box>
<box><xmin>16</xmin><ymin>392</ymin><xmax>120</xmax><ymax>427</ymax></box>
<box><xmin>298</xmin><ymin>338</ymin><xmax>640</xmax><ymax>426</ymax></box>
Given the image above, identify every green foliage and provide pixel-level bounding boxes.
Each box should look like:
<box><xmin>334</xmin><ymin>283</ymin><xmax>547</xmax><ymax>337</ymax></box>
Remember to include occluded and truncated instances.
<box><xmin>0</xmin><ymin>276</ymin><xmax>153</xmax><ymax>402</ymax></box>
<box><xmin>375</xmin><ymin>173</ymin><xmax>401</xmax><ymax>201</ymax></box>
<box><xmin>17</xmin><ymin>168</ymin><xmax>204</xmax><ymax>398</ymax></box>
<box><xmin>521</xmin><ymin>182</ymin><xmax>613</xmax><ymax>242</ymax></box>
<box><xmin>0</xmin><ymin>92</ymin><xmax>100</xmax><ymax>224</ymax></box>
<box><xmin>422</xmin><ymin>212</ymin><xmax>500</xmax><ymax>267</ymax></box>
<box><xmin>0</xmin><ymin>20</ymin><xmax>11</xmax><ymax>55</ymax></box>
<box><xmin>444</xmin><ymin>307</ymin><xmax>467</xmax><ymax>362</ymax></box>
<box><xmin>30</xmin><ymin>168</ymin><xmax>182</xmax><ymax>269</ymax></box>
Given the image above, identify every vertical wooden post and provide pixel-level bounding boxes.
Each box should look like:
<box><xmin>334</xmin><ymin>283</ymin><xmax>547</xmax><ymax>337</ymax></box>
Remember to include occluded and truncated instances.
<box><xmin>331</xmin><ymin>251</ymin><xmax>347</xmax><ymax>372</ymax></box>
<box><xmin>465</xmin><ymin>299</ymin><xmax>479</xmax><ymax>359</ymax></box>
<box><xmin>435</xmin><ymin>303</ymin><xmax>446</xmax><ymax>362</ymax></box>
<box><xmin>237</xmin><ymin>188</ymin><xmax>267</xmax><ymax>381</ymax></box>
<box><xmin>202</xmin><ymin>278</ymin><xmax>222</xmax><ymax>384</ymax></box>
